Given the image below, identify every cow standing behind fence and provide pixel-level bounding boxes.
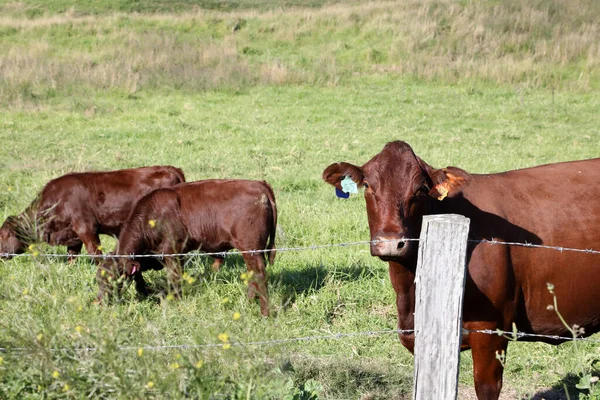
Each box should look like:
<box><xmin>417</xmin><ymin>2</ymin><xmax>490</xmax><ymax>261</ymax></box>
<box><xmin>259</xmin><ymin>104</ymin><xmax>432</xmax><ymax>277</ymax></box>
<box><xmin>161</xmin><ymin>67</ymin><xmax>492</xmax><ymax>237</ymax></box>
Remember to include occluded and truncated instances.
<box><xmin>96</xmin><ymin>179</ymin><xmax>277</xmax><ymax>316</ymax></box>
<box><xmin>323</xmin><ymin>140</ymin><xmax>600</xmax><ymax>400</ymax></box>
<box><xmin>0</xmin><ymin>166</ymin><xmax>185</xmax><ymax>260</ymax></box>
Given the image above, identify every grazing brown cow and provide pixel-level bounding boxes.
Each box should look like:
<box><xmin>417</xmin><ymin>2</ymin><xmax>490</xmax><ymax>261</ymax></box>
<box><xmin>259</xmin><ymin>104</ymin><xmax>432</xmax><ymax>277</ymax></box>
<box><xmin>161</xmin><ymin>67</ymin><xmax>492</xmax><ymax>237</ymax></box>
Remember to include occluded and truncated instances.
<box><xmin>0</xmin><ymin>166</ymin><xmax>185</xmax><ymax>259</ymax></box>
<box><xmin>323</xmin><ymin>141</ymin><xmax>600</xmax><ymax>400</ymax></box>
<box><xmin>96</xmin><ymin>179</ymin><xmax>277</xmax><ymax>316</ymax></box>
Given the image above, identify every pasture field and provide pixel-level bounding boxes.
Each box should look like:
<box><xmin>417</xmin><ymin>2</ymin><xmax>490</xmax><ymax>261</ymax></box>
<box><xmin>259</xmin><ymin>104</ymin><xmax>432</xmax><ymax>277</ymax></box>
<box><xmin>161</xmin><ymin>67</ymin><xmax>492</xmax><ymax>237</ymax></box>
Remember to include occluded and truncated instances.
<box><xmin>1</xmin><ymin>1</ymin><xmax>599</xmax><ymax>399</ymax></box>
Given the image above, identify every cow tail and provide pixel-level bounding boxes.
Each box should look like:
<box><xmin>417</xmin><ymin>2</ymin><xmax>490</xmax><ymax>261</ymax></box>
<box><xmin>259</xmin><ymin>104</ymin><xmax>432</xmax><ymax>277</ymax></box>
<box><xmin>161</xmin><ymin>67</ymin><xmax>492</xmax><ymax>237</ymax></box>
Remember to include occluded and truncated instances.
<box><xmin>264</xmin><ymin>182</ymin><xmax>277</xmax><ymax>265</ymax></box>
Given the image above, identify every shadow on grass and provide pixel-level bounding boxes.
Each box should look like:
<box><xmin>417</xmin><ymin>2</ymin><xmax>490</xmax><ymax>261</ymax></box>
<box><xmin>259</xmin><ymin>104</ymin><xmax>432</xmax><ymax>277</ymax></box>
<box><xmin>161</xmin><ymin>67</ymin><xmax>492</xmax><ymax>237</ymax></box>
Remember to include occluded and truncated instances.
<box><xmin>270</xmin><ymin>261</ymin><xmax>383</xmax><ymax>309</ymax></box>
<box><xmin>525</xmin><ymin>369</ymin><xmax>600</xmax><ymax>400</ymax></box>
<box><xmin>287</xmin><ymin>354</ymin><xmax>410</xmax><ymax>400</ymax></box>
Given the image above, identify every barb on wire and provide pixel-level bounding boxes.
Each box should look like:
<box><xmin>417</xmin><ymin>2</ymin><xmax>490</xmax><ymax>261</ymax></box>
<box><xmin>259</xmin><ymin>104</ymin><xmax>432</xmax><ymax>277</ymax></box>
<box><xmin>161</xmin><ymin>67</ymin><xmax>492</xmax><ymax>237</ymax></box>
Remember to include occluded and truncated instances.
<box><xmin>467</xmin><ymin>329</ymin><xmax>600</xmax><ymax>343</ymax></box>
<box><xmin>0</xmin><ymin>328</ymin><xmax>414</xmax><ymax>353</ymax></box>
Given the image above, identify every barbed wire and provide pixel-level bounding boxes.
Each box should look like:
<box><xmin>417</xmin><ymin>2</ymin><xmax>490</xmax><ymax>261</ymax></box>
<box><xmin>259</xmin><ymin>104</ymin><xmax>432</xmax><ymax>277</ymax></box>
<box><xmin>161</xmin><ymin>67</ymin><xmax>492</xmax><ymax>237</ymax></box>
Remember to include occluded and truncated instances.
<box><xmin>1</xmin><ymin>237</ymin><xmax>599</xmax><ymax>260</ymax></box>
<box><xmin>468</xmin><ymin>239</ymin><xmax>600</xmax><ymax>255</ymax></box>
<box><xmin>3</xmin><ymin>325</ymin><xmax>600</xmax><ymax>354</ymax></box>
<box><xmin>467</xmin><ymin>329</ymin><xmax>600</xmax><ymax>343</ymax></box>
<box><xmin>0</xmin><ymin>238</ymin><xmax>419</xmax><ymax>259</ymax></box>
<box><xmin>0</xmin><ymin>328</ymin><xmax>414</xmax><ymax>353</ymax></box>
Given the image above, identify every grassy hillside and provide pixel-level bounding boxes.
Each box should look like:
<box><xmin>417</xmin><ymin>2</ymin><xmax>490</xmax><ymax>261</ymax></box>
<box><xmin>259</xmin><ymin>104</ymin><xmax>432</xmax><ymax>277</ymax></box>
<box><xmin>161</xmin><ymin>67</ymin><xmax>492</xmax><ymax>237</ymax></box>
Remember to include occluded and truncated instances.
<box><xmin>0</xmin><ymin>0</ymin><xmax>599</xmax><ymax>399</ymax></box>
<box><xmin>1</xmin><ymin>0</ymin><xmax>599</xmax><ymax>109</ymax></box>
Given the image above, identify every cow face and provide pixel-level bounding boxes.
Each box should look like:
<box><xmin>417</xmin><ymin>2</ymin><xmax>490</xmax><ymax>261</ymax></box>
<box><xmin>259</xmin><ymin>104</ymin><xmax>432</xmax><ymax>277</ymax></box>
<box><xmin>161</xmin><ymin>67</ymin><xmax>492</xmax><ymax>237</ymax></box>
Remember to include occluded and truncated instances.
<box><xmin>96</xmin><ymin>257</ymin><xmax>138</xmax><ymax>302</ymax></box>
<box><xmin>323</xmin><ymin>141</ymin><xmax>470</xmax><ymax>262</ymax></box>
<box><xmin>0</xmin><ymin>219</ymin><xmax>27</xmax><ymax>259</ymax></box>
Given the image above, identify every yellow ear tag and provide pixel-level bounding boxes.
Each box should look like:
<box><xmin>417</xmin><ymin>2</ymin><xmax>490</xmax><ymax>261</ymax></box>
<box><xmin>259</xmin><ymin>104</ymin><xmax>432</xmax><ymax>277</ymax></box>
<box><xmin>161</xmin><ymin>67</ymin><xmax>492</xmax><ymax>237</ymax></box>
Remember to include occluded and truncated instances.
<box><xmin>435</xmin><ymin>184</ymin><xmax>448</xmax><ymax>201</ymax></box>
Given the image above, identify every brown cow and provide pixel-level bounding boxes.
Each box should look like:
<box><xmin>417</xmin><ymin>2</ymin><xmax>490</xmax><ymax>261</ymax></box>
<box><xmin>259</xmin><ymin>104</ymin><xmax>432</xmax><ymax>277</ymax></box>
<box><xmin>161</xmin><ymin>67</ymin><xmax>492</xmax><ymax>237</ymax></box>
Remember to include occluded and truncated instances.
<box><xmin>96</xmin><ymin>179</ymin><xmax>277</xmax><ymax>316</ymax></box>
<box><xmin>323</xmin><ymin>141</ymin><xmax>600</xmax><ymax>399</ymax></box>
<box><xmin>0</xmin><ymin>166</ymin><xmax>185</xmax><ymax>260</ymax></box>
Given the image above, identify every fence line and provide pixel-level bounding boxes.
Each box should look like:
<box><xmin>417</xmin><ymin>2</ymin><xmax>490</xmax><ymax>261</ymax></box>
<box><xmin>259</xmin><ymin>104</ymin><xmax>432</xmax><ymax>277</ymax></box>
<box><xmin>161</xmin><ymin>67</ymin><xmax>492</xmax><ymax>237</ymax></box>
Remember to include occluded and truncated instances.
<box><xmin>0</xmin><ymin>328</ymin><xmax>414</xmax><ymax>353</ymax></box>
<box><xmin>2</xmin><ymin>325</ymin><xmax>600</xmax><ymax>354</ymax></box>
<box><xmin>1</xmin><ymin>237</ymin><xmax>599</xmax><ymax>260</ymax></box>
<box><xmin>467</xmin><ymin>329</ymin><xmax>600</xmax><ymax>343</ymax></box>
<box><xmin>0</xmin><ymin>239</ymin><xmax>419</xmax><ymax>260</ymax></box>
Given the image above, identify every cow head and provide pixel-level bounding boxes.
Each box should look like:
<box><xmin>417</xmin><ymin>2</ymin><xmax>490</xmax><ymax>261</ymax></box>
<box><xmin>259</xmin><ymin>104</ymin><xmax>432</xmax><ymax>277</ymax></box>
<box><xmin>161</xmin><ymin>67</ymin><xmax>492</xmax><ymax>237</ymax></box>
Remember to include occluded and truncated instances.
<box><xmin>0</xmin><ymin>217</ymin><xmax>28</xmax><ymax>259</ymax></box>
<box><xmin>96</xmin><ymin>256</ymin><xmax>139</xmax><ymax>302</ymax></box>
<box><xmin>323</xmin><ymin>141</ymin><xmax>471</xmax><ymax>262</ymax></box>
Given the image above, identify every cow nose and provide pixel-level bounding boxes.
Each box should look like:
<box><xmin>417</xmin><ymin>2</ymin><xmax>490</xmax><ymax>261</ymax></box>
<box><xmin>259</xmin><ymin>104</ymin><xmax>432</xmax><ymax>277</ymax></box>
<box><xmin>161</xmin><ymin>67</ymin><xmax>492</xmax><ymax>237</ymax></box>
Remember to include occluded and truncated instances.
<box><xmin>371</xmin><ymin>235</ymin><xmax>407</xmax><ymax>258</ymax></box>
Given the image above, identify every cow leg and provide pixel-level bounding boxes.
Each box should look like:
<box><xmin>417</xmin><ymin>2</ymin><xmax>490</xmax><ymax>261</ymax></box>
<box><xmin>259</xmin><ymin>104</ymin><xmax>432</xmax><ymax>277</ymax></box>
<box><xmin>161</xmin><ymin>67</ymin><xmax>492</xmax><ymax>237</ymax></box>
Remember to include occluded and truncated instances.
<box><xmin>242</xmin><ymin>253</ymin><xmax>269</xmax><ymax>317</ymax></box>
<box><xmin>133</xmin><ymin>272</ymin><xmax>150</xmax><ymax>297</ymax></box>
<box><xmin>469</xmin><ymin>330</ymin><xmax>508</xmax><ymax>400</ymax></box>
<box><xmin>72</xmin><ymin>222</ymin><xmax>101</xmax><ymax>262</ymax></box>
<box><xmin>211</xmin><ymin>256</ymin><xmax>224</xmax><ymax>271</ymax></box>
<box><xmin>67</xmin><ymin>242</ymin><xmax>83</xmax><ymax>263</ymax></box>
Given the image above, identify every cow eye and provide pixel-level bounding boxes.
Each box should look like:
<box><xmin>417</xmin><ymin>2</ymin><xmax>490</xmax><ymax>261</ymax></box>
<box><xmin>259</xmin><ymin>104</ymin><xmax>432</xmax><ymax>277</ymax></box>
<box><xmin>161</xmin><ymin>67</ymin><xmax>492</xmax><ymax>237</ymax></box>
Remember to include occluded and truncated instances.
<box><xmin>363</xmin><ymin>182</ymin><xmax>369</xmax><ymax>189</ymax></box>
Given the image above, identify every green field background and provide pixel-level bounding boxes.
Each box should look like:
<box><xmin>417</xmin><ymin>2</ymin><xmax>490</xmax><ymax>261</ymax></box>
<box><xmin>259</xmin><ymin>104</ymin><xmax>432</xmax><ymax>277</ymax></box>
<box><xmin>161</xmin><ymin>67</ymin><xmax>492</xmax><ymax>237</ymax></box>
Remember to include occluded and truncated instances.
<box><xmin>0</xmin><ymin>1</ymin><xmax>599</xmax><ymax>399</ymax></box>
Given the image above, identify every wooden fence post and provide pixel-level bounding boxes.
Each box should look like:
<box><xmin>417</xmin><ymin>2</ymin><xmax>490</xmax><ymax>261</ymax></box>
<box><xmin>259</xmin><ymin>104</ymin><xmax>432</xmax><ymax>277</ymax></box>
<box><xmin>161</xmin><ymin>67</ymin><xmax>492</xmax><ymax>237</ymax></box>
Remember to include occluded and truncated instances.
<box><xmin>412</xmin><ymin>214</ymin><xmax>470</xmax><ymax>400</ymax></box>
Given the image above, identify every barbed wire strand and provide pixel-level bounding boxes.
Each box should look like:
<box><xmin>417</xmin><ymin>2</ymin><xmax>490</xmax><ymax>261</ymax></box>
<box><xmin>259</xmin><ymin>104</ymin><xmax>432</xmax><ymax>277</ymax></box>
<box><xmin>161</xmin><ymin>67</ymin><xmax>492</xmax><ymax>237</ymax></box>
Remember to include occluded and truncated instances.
<box><xmin>467</xmin><ymin>329</ymin><xmax>600</xmax><ymax>343</ymax></box>
<box><xmin>0</xmin><ymin>329</ymin><xmax>414</xmax><ymax>353</ymax></box>
<box><xmin>1</xmin><ymin>238</ymin><xmax>599</xmax><ymax>260</ymax></box>
<box><xmin>3</xmin><ymin>326</ymin><xmax>600</xmax><ymax>354</ymax></box>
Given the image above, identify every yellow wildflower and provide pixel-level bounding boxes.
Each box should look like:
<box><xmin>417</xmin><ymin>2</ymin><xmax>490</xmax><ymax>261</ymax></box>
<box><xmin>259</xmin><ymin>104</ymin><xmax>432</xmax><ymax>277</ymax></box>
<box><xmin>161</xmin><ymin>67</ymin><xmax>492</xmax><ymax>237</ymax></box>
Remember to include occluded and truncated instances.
<box><xmin>75</xmin><ymin>325</ymin><xmax>83</xmax><ymax>334</ymax></box>
<box><xmin>22</xmin><ymin>289</ymin><xmax>29</xmax><ymax>296</ymax></box>
<box><xmin>62</xmin><ymin>384</ymin><xmax>70</xmax><ymax>392</ymax></box>
<box><xmin>147</xmin><ymin>381</ymin><xmax>154</xmax><ymax>388</ymax></box>
<box><xmin>195</xmin><ymin>360</ymin><xmax>203</xmax><ymax>369</ymax></box>
<box><xmin>0</xmin><ymin>356</ymin><xmax>3</xmax><ymax>365</ymax></box>
<box><xmin>217</xmin><ymin>333</ymin><xmax>229</xmax><ymax>342</ymax></box>
<box><xmin>148</xmin><ymin>219</ymin><xmax>156</xmax><ymax>228</ymax></box>
<box><xmin>166</xmin><ymin>294</ymin><xmax>175</xmax><ymax>301</ymax></box>
<box><xmin>222</xmin><ymin>343</ymin><xmax>231</xmax><ymax>350</ymax></box>
<box><xmin>138</xmin><ymin>348</ymin><xmax>144</xmax><ymax>357</ymax></box>
<box><xmin>240</xmin><ymin>271</ymin><xmax>254</xmax><ymax>285</ymax></box>
<box><xmin>52</xmin><ymin>370</ymin><xmax>60</xmax><ymax>379</ymax></box>
<box><xmin>32</xmin><ymin>251</ymin><xmax>39</xmax><ymax>257</ymax></box>
<box><xmin>221</xmin><ymin>297</ymin><xmax>229</xmax><ymax>305</ymax></box>
<box><xmin>187</xmin><ymin>277</ymin><xmax>196</xmax><ymax>284</ymax></box>
<box><xmin>175</xmin><ymin>353</ymin><xmax>181</xmax><ymax>359</ymax></box>
<box><xmin>232</xmin><ymin>312</ymin><xmax>241</xmax><ymax>321</ymax></box>
<box><xmin>28</xmin><ymin>244</ymin><xmax>35</xmax><ymax>251</ymax></box>
<box><xmin>36</xmin><ymin>333</ymin><xmax>43</xmax><ymax>341</ymax></box>
<box><xmin>100</xmin><ymin>269</ymin><xmax>106</xmax><ymax>277</ymax></box>
<box><xmin>169</xmin><ymin>362</ymin><xmax>180</xmax><ymax>370</ymax></box>
<box><xmin>77</xmin><ymin>305</ymin><xmax>83</xmax><ymax>312</ymax></box>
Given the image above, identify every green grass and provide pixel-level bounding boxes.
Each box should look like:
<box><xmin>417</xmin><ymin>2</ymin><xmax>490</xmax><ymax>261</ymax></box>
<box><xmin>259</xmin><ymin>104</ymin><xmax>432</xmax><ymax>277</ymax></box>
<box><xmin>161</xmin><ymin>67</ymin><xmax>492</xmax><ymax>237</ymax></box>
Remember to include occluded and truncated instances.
<box><xmin>0</xmin><ymin>1</ymin><xmax>600</xmax><ymax>398</ymax></box>
<box><xmin>1</xmin><ymin>78</ymin><xmax>599</xmax><ymax>399</ymax></box>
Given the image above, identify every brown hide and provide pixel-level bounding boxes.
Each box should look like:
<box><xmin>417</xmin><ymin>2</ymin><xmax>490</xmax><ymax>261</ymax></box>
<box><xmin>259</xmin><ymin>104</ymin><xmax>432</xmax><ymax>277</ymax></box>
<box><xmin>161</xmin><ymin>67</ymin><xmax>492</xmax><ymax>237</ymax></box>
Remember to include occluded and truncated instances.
<box><xmin>97</xmin><ymin>179</ymin><xmax>277</xmax><ymax>316</ymax></box>
<box><xmin>0</xmin><ymin>166</ymin><xmax>185</xmax><ymax>259</ymax></box>
<box><xmin>323</xmin><ymin>141</ymin><xmax>600</xmax><ymax>400</ymax></box>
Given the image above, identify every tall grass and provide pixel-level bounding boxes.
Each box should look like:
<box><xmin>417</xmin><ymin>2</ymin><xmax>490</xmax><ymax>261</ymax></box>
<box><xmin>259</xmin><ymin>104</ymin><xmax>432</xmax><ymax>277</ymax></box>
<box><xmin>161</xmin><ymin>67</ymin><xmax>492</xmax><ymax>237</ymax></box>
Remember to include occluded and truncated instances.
<box><xmin>1</xmin><ymin>0</ymin><xmax>599</xmax><ymax>106</ymax></box>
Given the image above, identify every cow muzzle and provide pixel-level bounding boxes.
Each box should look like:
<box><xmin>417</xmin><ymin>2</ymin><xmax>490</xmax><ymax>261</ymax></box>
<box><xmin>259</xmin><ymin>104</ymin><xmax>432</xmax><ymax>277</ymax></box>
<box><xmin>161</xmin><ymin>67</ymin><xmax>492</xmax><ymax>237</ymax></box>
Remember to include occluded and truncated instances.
<box><xmin>371</xmin><ymin>235</ymin><xmax>409</xmax><ymax>258</ymax></box>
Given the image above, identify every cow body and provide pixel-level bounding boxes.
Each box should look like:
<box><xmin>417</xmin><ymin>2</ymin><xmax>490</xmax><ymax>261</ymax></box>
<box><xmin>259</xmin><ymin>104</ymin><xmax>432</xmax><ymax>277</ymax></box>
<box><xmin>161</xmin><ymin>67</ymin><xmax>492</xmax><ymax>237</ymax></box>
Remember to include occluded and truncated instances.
<box><xmin>323</xmin><ymin>141</ymin><xmax>600</xmax><ymax>399</ymax></box>
<box><xmin>97</xmin><ymin>179</ymin><xmax>277</xmax><ymax>316</ymax></box>
<box><xmin>0</xmin><ymin>166</ymin><xmax>185</xmax><ymax>259</ymax></box>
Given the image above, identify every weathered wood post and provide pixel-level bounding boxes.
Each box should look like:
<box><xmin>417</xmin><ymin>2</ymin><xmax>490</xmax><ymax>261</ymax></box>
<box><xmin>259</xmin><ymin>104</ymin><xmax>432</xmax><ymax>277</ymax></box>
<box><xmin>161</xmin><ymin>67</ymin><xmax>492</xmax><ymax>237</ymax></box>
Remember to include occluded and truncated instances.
<box><xmin>412</xmin><ymin>214</ymin><xmax>470</xmax><ymax>400</ymax></box>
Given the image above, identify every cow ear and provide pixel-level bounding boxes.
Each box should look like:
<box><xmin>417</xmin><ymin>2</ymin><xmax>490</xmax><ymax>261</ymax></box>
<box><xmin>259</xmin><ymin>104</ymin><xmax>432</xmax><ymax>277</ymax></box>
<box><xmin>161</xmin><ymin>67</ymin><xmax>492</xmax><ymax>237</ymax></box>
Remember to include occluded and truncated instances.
<box><xmin>322</xmin><ymin>162</ymin><xmax>365</xmax><ymax>190</ymax></box>
<box><xmin>427</xmin><ymin>167</ymin><xmax>471</xmax><ymax>200</ymax></box>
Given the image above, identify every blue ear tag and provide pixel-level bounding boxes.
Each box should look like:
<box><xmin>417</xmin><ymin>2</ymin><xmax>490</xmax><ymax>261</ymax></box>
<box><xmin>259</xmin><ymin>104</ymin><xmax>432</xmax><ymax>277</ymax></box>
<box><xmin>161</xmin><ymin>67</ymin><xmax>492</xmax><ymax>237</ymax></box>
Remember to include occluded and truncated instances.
<box><xmin>335</xmin><ymin>187</ymin><xmax>350</xmax><ymax>199</ymax></box>
<box><xmin>335</xmin><ymin>176</ymin><xmax>358</xmax><ymax>199</ymax></box>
